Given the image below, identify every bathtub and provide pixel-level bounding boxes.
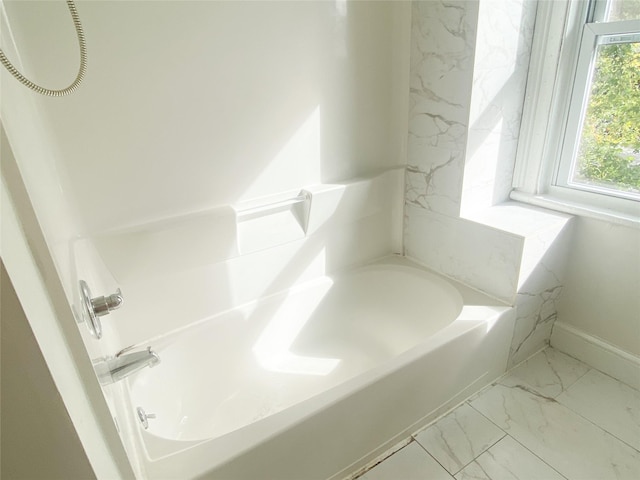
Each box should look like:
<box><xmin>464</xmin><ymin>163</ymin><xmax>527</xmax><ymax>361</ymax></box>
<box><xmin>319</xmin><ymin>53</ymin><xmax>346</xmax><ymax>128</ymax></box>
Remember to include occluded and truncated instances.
<box><xmin>111</xmin><ymin>256</ymin><xmax>514</xmax><ymax>480</ymax></box>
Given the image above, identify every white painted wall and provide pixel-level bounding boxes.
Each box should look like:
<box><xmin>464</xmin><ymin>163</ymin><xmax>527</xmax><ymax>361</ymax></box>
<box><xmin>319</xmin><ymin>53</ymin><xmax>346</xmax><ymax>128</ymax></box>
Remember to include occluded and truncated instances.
<box><xmin>1</xmin><ymin>263</ymin><xmax>97</xmax><ymax>480</ymax></box>
<box><xmin>1</xmin><ymin>134</ymin><xmax>136</xmax><ymax>479</ymax></box>
<box><xmin>556</xmin><ymin>217</ymin><xmax>640</xmax><ymax>357</ymax></box>
<box><xmin>2</xmin><ymin>0</ymin><xmax>410</xmax><ymax>233</ymax></box>
<box><xmin>2</xmin><ymin>0</ymin><xmax>411</xmax><ymax>343</ymax></box>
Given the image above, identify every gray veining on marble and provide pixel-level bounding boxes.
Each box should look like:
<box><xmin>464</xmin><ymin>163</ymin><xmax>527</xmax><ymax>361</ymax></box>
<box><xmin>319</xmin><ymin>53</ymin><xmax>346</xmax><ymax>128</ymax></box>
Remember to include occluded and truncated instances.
<box><xmin>410</xmin><ymin>0</ymin><xmax>477</xmax><ymax>132</ymax></box>
<box><xmin>470</xmin><ymin>383</ymin><xmax>640</xmax><ymax>479</ymax></box>
<box><xmin>509</xmin><ymin>284</ymin><xmax>563</xmax><ymax>367</ymax></box>
<box><xmin>354</xmin><ymin>348</ymin><xmax>640</xmax><ymax>480</ymax></box>
<box><xmin>508</xmin><ymin>214</ymin><xmax>573</xmax><ymax>367</ymax></box>
<box><xmin>558</xmin><ymin>369</ymin><xmax>640</xmax><ymax>451</ymax></box>
<box><xmin>455</xmin><ymin>436</ymin><xmax>565</xmax><ymax>480</ymax></box>
<box><xmin>406</xmin><ymin>0</ymin><xmax>478</xmax><ymax>218</ymax></box>
<box><xmin>500</xmin><ymin>348</ymin><xmax>590</xmax><ymax>399</ymax></box>
<box><xmin>404</xmin><ymin>205</ymin><xmax>522</xmax><ymax>303</ymax></box>
<box><xmin>415</xmin><ymin>403</ymin><xmax>505</xmax><ymax>475</ymax></box>
<box><xmin>404</xmin><ymin>0</ymin><xmax>566</xmax><ymax>369</ymax></box>
<box><xmin>405</xmin><ymin>145</ymin><xmax>464</xmax><ymax>217</ymax></box>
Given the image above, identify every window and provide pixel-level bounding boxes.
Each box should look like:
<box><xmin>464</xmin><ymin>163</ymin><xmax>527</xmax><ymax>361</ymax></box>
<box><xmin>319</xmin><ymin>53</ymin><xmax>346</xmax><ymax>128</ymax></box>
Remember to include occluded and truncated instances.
<box><xmin>512</xmin><ymin>0</ymin><xmax>640</xmax><ymax>223</ymax></box>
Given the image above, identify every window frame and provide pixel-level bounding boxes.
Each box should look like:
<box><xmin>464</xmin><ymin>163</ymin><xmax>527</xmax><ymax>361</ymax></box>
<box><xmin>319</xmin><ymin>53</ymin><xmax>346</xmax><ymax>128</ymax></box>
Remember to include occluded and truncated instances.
<box><xmin>511</xmin><ymin>0</ymin><xmax>640</xmax><ymax>225</ymax></box>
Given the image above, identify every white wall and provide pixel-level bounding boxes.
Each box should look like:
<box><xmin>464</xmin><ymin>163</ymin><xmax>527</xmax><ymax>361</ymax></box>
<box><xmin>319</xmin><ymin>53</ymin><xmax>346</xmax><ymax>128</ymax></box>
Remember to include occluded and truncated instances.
<box><xmin>557</xmin><ymin>217</ymin><xmax>640</xmax><ymax>357</ymax></box>
<box><xmin>2</xmin><ymin>0</ymin><xmax>410</xmax><ymax>233</ymax></box>
<box><xmin>1</xmin><ymin>262</ymin><xmax>96</xmax><ymax>480</ymax></box>
<box><xmin>2</xmin><ymin>0</ymin><xmax>411</xmax><ymax>345</ymax></box>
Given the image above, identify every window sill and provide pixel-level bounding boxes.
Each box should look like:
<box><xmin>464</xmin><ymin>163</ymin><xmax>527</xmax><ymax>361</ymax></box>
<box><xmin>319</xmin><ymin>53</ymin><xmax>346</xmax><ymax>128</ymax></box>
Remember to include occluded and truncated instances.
<box><xmin>510</xmin><ymin>190</ymin><xmax>640</xmax><ymax>228</ymax></box>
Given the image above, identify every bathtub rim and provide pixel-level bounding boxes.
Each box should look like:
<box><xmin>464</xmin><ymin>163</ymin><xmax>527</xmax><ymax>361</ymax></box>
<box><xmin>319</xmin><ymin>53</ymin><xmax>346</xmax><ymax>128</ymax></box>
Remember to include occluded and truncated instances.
<box><xmin>114</xmin><ymin>255</ymin><xmax>506</xmax><ymax>355</ymax></box>
<box><xmin>124</xmin><ymin>257</ymin><xmax>467</xmax><ymax>357</ymax></box>
<box><xmin>109</xmin><ymin>256</ymin><xmax>510</xmax><ymax>474</ymax></box>
<box><xmin>139</xmin><ymin>305</ymin><xmax>508</xmax><ymax>461</ymax></box>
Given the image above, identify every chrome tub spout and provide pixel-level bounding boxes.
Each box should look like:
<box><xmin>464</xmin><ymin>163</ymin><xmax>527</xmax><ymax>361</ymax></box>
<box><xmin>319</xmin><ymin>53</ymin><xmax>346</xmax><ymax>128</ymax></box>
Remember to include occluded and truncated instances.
<box><xmin>97</xmin><ymin>347</ymin><xmax>160</xmax><ymax>384</ymax></box>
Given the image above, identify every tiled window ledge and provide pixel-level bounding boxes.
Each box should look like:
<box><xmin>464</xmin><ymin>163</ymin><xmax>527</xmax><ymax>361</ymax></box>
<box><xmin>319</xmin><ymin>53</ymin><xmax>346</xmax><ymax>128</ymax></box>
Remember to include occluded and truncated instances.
<box><xmin>459</xmin><ymin>201</ymin><xmax>574</xmax><ymax>365</ymax></box>
<box><xmin>461</xmin><ymin>201</ymin><xmax>573</xmax><ymax>292</ymax></box>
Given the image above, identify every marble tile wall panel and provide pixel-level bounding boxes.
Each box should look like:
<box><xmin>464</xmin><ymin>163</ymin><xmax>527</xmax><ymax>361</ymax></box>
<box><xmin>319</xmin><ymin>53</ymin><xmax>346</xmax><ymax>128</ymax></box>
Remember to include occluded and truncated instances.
<box><xmin>461</xmin><ymin>0</ymin><xmax>537</xmax><ymax>215</ymax></box>
<box><xmin>406</xmin><ymin>146</ymin><xmax>465</xmax><ymax>217</ymax></box>
<box><xmin>510</xmin><ymin>285</ymin><xmax>563</xmax><ymax>367</ymax></box>
<box><xmin>407</xmin><ymin>0</ymin><xmax>478</xmax><ymax>217</ymax></box>
<box><xmin>404</xmin><ymin>204</ymin><xmax>522</xmax><ymax>303</ymax></box>
<box><xmin>405</xmin><ymin>0</ymin><xmax>565</xmax><ymax>368</ymax></box>
<box><xmin>509</xmin><ymin>222</ymin><xmax>574</xmax><ymax>366</ymax></box>
<box><xmin>462</xmin><ymin>0</ymin><xmax>561</xmax><ymax>367</ymax></box>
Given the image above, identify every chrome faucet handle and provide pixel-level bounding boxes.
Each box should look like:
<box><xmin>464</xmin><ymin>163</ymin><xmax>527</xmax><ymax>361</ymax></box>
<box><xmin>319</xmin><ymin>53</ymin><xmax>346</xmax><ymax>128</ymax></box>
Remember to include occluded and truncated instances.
<box><xmin>136</xmin><ymin>407</ymin><xmax>156</xmax><ymax>429</ymax></box>
<box><xmin>79</xmin><ymin>280</ymin><xmax>124</xmax><ymax>339</ymax></box>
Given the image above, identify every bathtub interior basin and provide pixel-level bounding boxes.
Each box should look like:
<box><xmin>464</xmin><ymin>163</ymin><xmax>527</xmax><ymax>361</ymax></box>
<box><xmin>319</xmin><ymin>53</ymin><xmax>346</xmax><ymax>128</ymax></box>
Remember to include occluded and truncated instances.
<box><xmin>112</xmin><ymin>256</ymin><xmax>514</xmax><ymax>480</ymax></box>
<box><xmin>129</xmin><ymin>261</ymin><xmax>464</xmax><ymax>443</ymax></box>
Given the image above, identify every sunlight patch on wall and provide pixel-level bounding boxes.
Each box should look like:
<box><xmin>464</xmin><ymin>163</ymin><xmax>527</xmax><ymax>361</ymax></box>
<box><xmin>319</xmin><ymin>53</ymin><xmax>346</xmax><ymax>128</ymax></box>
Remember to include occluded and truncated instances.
<box><xmin>461</xmin><ymin>117</ymin><xmax>506</xmax><ymax>216</ymax></box>
<box><xmin>239</xmin><ymin>107</ymin><xmax>321</xmax><ymax>203</ymax></box>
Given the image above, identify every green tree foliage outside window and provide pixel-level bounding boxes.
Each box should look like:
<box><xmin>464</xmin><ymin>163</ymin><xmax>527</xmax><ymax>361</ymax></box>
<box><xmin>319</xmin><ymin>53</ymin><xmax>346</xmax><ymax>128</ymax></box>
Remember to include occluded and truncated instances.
<box><xmin>576</xmin><ymin>40</ymin><xmax>640</xmax><ymax>194</ymax></box>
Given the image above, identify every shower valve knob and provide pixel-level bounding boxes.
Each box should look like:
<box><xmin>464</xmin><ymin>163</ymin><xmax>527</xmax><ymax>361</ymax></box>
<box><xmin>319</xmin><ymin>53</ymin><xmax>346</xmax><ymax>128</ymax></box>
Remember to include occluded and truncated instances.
<box><xmin>79</xmin><ymin>280</ymin><xmax>124</xmax><ymax>339</ymax></box>
<box><xmin>90</xmin><ymin>289</ymin><xmax>124</xmax><ymax>317</ymax></box>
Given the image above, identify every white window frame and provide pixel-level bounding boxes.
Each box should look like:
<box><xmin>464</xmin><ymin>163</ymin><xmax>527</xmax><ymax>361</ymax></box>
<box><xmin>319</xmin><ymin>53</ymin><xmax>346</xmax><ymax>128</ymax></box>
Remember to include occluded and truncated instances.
<box><xmin>512</xmin><ymin>0</ymin><xmax>640</xmax><ymax>226</ymax></box>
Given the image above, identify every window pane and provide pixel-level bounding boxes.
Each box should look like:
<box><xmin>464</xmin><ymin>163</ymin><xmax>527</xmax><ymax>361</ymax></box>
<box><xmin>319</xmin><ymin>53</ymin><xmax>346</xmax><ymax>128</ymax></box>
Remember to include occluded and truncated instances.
<box><xmin>571</xmin><ymin>40</ymin><xmax>640</xmax><ymax>197</ymax></box>
<box><xmin>604</xmin><ymin>0</ymin><xmax>640</xmax><ymax>21</ymax></box>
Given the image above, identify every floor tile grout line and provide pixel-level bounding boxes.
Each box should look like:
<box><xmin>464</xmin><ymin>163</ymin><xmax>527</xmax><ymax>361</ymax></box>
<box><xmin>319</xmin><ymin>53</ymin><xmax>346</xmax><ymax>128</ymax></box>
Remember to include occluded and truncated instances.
<box><xmin>500</xmin><ymin>432</ymin><xmax>571</xmax><ymax>480</ymax></box>
<box><xmin>464</xmin><ymin>396</ymin><xmax>573</xmax><ymax>479</ymax></box>
<box><xmin>468</xmin><ymin>382</ymin><xmax>634</xmax><ymax>480</ymax></box>
<box><xmin>466</xmin><ymin>398</ymin><xmax>508</xmax><ymax>440</ymax></box>
<box><xmin>353</xmin><ymin>346</ymin><xmax>635</xmax><ymax>479</ymax></box>
<box><xmin>411</xmin><ymin>435</ymin><xmax>457</xmax><ymax>479</ymax></box>
<box><xmin>461</xmin><ymin>351</ymin><xmax>601</xmax><ymax>478</ymax></box>
<box><xmin>573</xmin><ymin>361</ymin><xmax>640</xmax><ymax>394</ymax></box>
<box><xmin>448</xmin><ymin>432</ymin><xmax>508</xmax><ymax>477</ymax></box>
<box><xmin>555</xmin><ymin>358</ymin><xmax>639</xmax><ymax>453</ymax></box>
<box><xmin>467</xmin><ymin>381</ymin><xmax>639</xmax><ymax>479</ymax></box>
<box><xmin>554</xmin><ymin>394</ymin><xmax>640</xmax><ymax>455</ymax></box>
<box><xmin>554</xmin><ymin>363</ymin><xmax>593</xmax><ymax>398</ymax></box>
<box><xmin>476</xmin><ymin>347</ymin><xmax>594</xmax><ymax>403</ymax></box>
<box><xmin>411</xmin><ymin>394</ymin><xmax>490</xmax><ymax>441</ymax></box>
<box><xmin>509</xmin><ymin>347</ymin><xmax>593</xmax><ymax>400</ymax></box>
<box><xmin>464</xmin><ymin>346</ymin><xmax>573</xmax><ymax>405</ymax></box>
<box><xmin>551</xmin><ymin>347</ymin><xmax>640</xmax><ymax>393</ymax></box>
<box><xmin>411</xmin><ymin>401</ymin><xmax>508</xmax><ymax>477</ymax></box>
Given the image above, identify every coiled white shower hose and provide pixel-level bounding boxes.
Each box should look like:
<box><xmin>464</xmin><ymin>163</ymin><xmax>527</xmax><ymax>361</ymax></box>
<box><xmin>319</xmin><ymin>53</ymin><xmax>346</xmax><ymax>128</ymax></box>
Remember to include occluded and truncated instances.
<box><xmin>0</xmin><ymin>0</ymin><xmax>86</xmax><ymax>97</ymax></box>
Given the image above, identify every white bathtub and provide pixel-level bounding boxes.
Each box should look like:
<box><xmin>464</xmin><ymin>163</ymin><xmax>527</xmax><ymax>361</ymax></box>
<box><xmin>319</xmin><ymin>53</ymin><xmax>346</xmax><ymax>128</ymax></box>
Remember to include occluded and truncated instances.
<box><xmin>112</xmin><ymin>256</ymin><xmax>514</xmax><ymax>479</ymax></box>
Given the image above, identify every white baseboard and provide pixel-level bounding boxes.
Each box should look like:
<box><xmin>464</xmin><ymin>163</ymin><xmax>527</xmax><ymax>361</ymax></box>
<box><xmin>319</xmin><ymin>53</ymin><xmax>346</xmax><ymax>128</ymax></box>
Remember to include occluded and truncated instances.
<box><xmin>551</xmin><ymin>322</ymin><xmax>640</xmax><ymax>390</ymax></box>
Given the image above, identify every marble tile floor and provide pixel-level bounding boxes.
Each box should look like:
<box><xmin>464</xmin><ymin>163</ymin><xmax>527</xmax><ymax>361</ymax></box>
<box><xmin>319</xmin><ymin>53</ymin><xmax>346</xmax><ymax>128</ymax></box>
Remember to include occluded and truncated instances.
<box><xmin>355</xmin><ymin>347</ymin><xmax>640</xmax><ymax>480</ymax></box>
